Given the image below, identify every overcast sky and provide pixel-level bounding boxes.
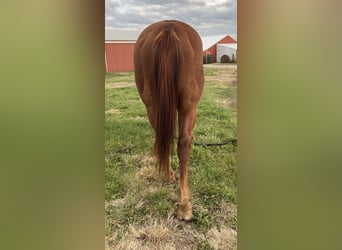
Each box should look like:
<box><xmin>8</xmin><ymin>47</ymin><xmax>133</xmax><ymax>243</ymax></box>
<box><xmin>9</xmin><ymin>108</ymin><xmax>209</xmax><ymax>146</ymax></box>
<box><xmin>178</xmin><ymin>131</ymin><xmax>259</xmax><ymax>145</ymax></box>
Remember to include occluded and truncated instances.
<box><xmin>105</xmin><ymin>0</ymin><xmax>237</xmax><ymax>41</ymax></box>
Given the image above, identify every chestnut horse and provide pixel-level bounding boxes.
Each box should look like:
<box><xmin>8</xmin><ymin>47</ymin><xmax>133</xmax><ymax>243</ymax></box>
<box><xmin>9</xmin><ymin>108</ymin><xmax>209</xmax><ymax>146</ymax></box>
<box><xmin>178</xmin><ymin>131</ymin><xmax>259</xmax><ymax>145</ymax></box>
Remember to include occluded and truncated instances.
<box><xmin>134</xmin><ymin>20</ymin><xmax>204</xmax><ymax>220</ymax></box>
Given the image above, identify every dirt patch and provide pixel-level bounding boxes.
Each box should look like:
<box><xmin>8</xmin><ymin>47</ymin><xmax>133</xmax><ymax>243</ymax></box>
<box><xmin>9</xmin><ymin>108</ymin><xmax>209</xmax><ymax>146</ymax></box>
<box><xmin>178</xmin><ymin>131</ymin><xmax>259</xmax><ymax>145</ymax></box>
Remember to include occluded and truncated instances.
<box><xmin>107</xmin><ymin>221</ymin><xmax>174</xmax><ymax>250</ymax></box>
<box><xmin>105</xmin><ymin>198</ymin><xmax>126</xmax><ymax>209</ymax></box>
<box><xmin>106</xmin><ymin>217</ymin><xmax>202</xmax><ymax>250</ymax></box>
<box><xmin>136</xmin><ymin>156</ymin><xmax>160</xmax><ymax>180</ymax></box>
<box><xmin>204</xmin><ymin>63</ymin><xmax>237</xmax><ymax>69</ymax></box>
<box><xmin>216</xmin><ymin>98</ymin><xmax>237</xmax><ymax>109</ymax></box>
<box><xmin>105</xmin><ymin>109</ymin><xmax>121</xmax><ymax>115</ymax></box>
<box><xmin>205</xmin><ymin>64</ymin><xmax>237</xmax><ymax>86</ymax></box>
<box><xmin>206</xmin><ymin>227</ymin><xmax>237</xmax><ymax>250</ymax></box>
<box><xmin>106</xmin><ymin>214</ymin><xmax>237</xmax><ymax>250</ymax></box>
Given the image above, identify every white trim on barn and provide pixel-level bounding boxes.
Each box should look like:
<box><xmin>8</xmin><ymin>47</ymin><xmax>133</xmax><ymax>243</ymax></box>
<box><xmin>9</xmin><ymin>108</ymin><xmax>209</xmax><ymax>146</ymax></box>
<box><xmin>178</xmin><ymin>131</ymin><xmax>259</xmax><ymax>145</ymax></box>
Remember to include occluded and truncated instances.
<box><xmin>217</xmin><ymin>43</ymin><xmax>237</xmax><ymax>63</ymax></box>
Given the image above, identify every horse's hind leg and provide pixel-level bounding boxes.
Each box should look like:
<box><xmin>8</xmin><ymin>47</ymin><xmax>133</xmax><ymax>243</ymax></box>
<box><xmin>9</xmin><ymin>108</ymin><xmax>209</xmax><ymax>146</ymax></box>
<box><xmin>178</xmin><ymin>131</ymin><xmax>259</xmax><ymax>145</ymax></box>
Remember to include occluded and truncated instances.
<box><xmin>176</xmin><ymin>107</ymin><xmax>197</xmax><ymax>220</ymax></box>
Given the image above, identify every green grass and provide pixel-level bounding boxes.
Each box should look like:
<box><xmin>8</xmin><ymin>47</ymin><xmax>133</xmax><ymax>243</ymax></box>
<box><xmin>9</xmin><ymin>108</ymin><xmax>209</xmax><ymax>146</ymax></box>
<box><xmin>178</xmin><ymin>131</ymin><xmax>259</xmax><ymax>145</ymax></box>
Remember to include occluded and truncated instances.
<box><xmin>203</xmin><ymin>67</ymin><xmax>219</xmax><ymax>76</ymax></box>
<box><xmin>105</xmin><ymin>65</ymin><xmax>237</xmax><ymax>248</ymax></box>
<box><xmin>105</xmin><ymin>71</ymin><xmax>135</xmax><ymax>83</ymax></box>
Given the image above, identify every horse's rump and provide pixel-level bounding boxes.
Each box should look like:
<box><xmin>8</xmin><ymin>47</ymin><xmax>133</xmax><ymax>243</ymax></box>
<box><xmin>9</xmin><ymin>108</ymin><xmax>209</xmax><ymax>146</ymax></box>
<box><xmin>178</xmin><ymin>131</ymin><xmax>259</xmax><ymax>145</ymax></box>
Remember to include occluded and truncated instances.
<box><xmin>135</xmin><ymin>21</ymin><xmax>191</xmax><ymax>174</ymax></box>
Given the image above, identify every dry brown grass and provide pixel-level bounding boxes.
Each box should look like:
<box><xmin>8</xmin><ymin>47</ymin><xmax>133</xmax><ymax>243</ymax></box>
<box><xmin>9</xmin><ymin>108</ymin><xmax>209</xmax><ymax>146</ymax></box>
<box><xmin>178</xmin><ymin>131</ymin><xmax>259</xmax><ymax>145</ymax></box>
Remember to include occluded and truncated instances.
<box><xmin>106</xmin><ymin>215</ymin><xmax>237</xmax><ymax>250</ymax></box>
<box><xmin>106</xmin><ymin>158</ymin><xmax>237</xmax><ymax>249</ymax></box>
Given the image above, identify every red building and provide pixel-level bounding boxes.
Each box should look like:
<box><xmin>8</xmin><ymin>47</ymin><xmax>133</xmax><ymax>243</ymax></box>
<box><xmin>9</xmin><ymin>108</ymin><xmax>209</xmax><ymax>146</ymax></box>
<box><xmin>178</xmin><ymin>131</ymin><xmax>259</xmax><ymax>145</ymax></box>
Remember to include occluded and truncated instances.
<box><xmin>105</xmin><ymin>30</ymin><xmax>237</xmax><ymax>72</ymax></box>
<box><xmin>105</xmin><ymin>29</ymin><xmax>139</xmax><ymax>72</ymax></box>
<box><xmin>203</xmin><ymin>35</ymin><xmax>237</xmax><ymax>63</ymax></box>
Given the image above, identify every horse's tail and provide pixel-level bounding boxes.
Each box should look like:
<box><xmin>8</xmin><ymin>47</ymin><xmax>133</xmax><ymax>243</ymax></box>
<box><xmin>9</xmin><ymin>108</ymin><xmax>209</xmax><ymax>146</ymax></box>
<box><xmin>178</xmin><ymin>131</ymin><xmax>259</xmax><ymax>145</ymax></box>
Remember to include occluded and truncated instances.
<box><xmin>152</xmin><ymin>25</ymin><xmax>182</xmax><ymax>175</ymax></box>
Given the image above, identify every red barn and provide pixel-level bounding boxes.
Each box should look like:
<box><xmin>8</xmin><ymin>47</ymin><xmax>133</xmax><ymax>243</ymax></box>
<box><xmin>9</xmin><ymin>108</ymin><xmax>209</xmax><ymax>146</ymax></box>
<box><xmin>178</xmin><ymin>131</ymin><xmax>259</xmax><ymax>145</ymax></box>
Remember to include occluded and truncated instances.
<box><xmin>105</xmin><ymin>30</ymin><xmax>237</xmax><ymax>72</ymax></box>
<box><xmin>105</xmin><ymin>29</ymin><xmax>139</xmax><ymax>72</ymax></box>
<box><xmin>203</xmin><ymin>35</ymin><xmax>237</xmax><ymax>63</ymax></box>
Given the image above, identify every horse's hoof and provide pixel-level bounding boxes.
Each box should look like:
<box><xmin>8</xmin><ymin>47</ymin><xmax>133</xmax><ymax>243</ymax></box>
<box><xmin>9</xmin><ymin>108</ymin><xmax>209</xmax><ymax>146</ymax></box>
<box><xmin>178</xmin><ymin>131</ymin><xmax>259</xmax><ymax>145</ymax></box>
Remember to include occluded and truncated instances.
<box><xmin>176</xmin><ymin>203</ymin><xmax>193</xmax><ymax>221</ymax></box>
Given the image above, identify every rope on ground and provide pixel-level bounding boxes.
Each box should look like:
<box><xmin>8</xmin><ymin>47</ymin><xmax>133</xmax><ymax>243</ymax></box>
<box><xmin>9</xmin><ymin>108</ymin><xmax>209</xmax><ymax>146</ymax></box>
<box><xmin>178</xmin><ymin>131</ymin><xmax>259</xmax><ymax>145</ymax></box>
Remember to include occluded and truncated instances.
<box><xmin>193</xmin><ymin>138</ymin><xmax>237</xmax><ymax>147</ymax></box>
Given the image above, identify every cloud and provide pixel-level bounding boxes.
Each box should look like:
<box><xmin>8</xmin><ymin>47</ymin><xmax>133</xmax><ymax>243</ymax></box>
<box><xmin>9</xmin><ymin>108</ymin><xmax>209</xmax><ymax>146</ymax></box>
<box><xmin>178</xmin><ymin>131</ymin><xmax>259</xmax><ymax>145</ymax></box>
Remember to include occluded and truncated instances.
<box><xmin>105</xmin><ymin>0</ymin><xmax>237</xmax><ymax>39</ymax></box>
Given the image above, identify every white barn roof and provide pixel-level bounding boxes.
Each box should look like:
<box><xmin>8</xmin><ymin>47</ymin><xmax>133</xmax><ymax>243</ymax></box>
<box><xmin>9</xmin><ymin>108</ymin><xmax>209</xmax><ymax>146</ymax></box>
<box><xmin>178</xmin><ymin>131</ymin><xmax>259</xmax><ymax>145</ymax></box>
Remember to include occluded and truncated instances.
<box><xmin>105</xmin><ymin>29</ymin><xmax>140</xmax><ymax>41</ymax></box>
<box><xmin>202</xmin><ymin>35</ymin><xmax>225</xmax><ymax>50</ymax></box>
<box><xmin>217</xmin><ymin>43</ymin><xmax>237</xmax><ymax>50</ymax></box>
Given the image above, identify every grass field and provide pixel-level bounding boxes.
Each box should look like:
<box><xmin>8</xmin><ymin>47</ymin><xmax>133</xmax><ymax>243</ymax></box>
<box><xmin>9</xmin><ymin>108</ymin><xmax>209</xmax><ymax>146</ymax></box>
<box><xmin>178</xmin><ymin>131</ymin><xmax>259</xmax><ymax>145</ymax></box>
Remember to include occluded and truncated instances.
<box><xmin>105</xmin><ymin>64</ymin><xmax>237</xmax><ymax>249</ymax></box>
